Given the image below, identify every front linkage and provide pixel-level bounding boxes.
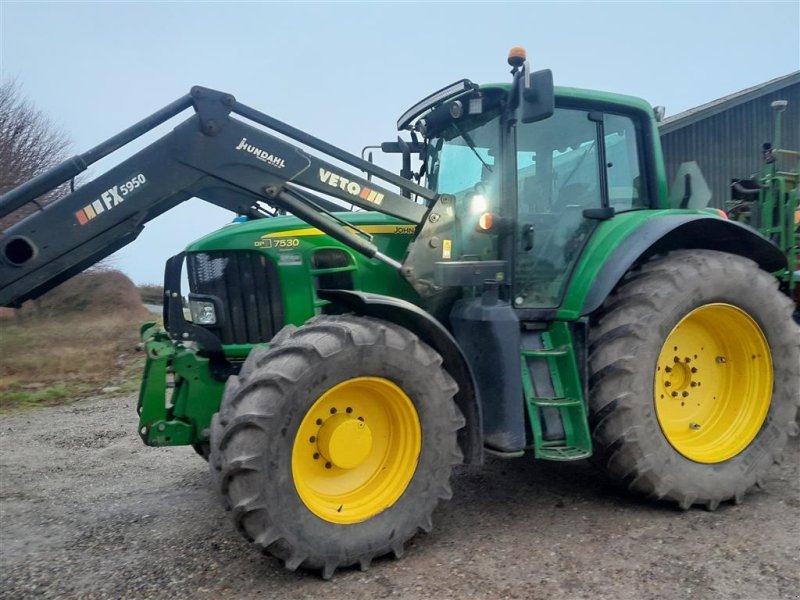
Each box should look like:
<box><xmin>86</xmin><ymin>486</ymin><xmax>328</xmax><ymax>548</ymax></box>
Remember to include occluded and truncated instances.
<box><xmin>137</xmin><ymin>323</ymin><xmax>224</xmax><ymax>449</ymax></box>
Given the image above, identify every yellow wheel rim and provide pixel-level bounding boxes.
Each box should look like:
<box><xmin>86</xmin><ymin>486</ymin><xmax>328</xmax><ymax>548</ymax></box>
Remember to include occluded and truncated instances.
<box><xmin>292</xmin><ymin>377</ymin><xmax>421</xmax><ymax>524</ymax></box>
<box><xmin>654</xmin><ymin>303</ymin><xmax>772</xmax><ymax>464</ymax></box>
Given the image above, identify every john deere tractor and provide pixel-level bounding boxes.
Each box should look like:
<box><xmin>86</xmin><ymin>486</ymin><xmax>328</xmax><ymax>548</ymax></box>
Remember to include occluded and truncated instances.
<box><xmin>1</xmin><ymin>49</ymin><xmax>797</xmax><ymax>578</ymax></box>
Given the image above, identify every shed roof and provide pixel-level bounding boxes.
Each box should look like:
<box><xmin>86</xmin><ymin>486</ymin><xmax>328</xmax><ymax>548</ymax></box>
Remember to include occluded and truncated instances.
<box><xmin>659</xmin><ymin>71</ymin><xmax>800</xmax><ymax>134</ymax></box>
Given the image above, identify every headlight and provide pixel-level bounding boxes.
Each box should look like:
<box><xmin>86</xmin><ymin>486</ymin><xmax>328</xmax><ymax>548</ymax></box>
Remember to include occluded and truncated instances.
<box><xmin>470</xmin><ymin>194</ymin><xmax>488</xmax><ymax>213</ymax></box>
<box><xmin>189</xmin><ymin>300</ymin><xmax>217</xmax><ymax>325</ymax></box>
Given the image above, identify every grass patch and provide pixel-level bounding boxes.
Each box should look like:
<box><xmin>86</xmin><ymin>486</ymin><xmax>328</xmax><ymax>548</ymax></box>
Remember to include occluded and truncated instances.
<box><xmin>138</xmin><ymin>283</ymin><xmax>164</xmax><ymax>305</ymax></box>
<box><xmin>0</xmin><ymin>313</ymin><xmax>151</xmax><ymax>411</ymax></box>
<box><xmin>2</xmin><ymin>385</ymin><xmax>71</xmax><ymax>407</ymax></box>
<box><xmin>1</xmin><ymin>269</ymin><xmax>151</xmax><ymax>411</ymax></box>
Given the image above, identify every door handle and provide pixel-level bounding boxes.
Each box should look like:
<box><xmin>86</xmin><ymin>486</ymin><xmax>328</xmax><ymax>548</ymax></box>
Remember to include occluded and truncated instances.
<box><xmin>522</xmin><ymin>224</ymin><xmax>535</xmax><ymax>251</ymax></box>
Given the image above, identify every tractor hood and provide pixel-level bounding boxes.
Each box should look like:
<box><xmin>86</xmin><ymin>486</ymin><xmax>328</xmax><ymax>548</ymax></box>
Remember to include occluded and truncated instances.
<box><xmin>185</xmin><ymin>212</ymin><xmax>414</xmax><ymax>254</ymax></box>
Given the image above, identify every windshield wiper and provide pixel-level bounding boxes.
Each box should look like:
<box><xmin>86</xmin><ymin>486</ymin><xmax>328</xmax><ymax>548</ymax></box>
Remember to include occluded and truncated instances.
<box><xmin>453</xmin><ymin>123</ymin><xmax>493</xmax><ymax>173</ymax></box>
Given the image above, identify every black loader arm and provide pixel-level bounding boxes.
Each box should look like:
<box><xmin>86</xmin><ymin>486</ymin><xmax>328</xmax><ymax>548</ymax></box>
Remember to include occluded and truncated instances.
<box><xmin>0</xmin><ymin>86</ymin><xmax>439</xmax><ymax>307</ymax></box>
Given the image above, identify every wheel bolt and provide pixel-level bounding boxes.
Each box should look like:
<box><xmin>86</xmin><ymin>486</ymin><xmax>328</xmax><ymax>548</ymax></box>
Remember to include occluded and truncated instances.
<box><xmin>689</xmin><ymin>422</ymin><xmax>701</xmax><ymax>430</ymax></box>
<box><xmin>682</xmin><ymin>391</ymin><xmax>689</xmax><ymax>397</ymax></box>
<box><xmin>325</xmin><ymin>462</ymin><xmax>332</xmax><ymax>469</ymax></box>
<box><xmin>716</xmin><ymin>356</ymin><xmax>727</xmax><ymax>364</ymax></box>
<box><xmin>665</xmin><ymin>366</ymin><xmax>672</xmax><ymax>373</ymax></box>
<box><xmin>691</xmin><ymin>367</ymin><xmax>698</xmax><ymax>373</ymax></box>
<box><xmin>665</xmin><ymin>381</ymin><xmax>671</xmax><ymax>387</ymax></box>
<box><xmin>671</xmin><ymin>392</ymin><xmax>678</xmax><ymax>397</ymax></box>
<box><xmin>313</xmin><ymin>452</ymin><xmax>320</xmax><ymax>460</ymax></box>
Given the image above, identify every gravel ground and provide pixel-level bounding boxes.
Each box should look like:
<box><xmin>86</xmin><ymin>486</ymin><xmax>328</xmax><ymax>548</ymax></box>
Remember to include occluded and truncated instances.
<box><xmin>1</xmin><ymin>394</ymin><xmax>798</xmax><ymax>600</ymax></box>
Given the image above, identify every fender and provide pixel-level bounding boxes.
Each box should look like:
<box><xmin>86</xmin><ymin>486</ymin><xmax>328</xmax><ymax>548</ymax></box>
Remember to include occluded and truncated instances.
<box><xmin>317</xmin><ymin>289</ymin><xmax>483</xmax><ymax>465</ymax></box>
<box><xmin>581</xmin><ymin>215</ymin><xmax>787</xmax><ymax>316</ymax></box>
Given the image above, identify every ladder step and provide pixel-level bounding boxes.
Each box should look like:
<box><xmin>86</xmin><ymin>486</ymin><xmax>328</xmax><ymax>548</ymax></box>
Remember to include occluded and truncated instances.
<box><xmin>527</xmin><ymin>396</ymin><xmax>582</xmax><ymax>408</ymax></box>
<box><xmin>535</xmin><ymin>445</ymin><xmax>591</xmax><ymax>461</ymax></box>
<box><xmin>521</xmin><ymin>346</ymin><xmax>570</xmax><ymax>358</ymax></box>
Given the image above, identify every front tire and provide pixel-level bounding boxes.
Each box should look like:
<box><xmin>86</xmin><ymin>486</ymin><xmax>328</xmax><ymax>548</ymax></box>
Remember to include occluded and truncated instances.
<box><xmin>192</xmin><ymin>443</ymin><xmax>210</xmax><ymax>461</ymax></box>
<box><xmin>588</xmin><ymin>250</ymin><xmax>799</xmax><ymax>510</ymax></box>
<box><xmin>210</xmin><ymin>315</ymin><xmax>464</xmax><ymax>578</ymax></box>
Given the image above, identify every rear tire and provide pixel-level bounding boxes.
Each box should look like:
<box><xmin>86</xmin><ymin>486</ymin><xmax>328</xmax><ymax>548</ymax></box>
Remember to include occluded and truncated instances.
<box><xmin>209</xmin><ymin>315</ymin><xmax>464</xmax><ymax>578</ymax></box>
<box><xmin>588</xmin><ymin>250</ymin><xmax>799</xmax><ymax>510</ymax></box>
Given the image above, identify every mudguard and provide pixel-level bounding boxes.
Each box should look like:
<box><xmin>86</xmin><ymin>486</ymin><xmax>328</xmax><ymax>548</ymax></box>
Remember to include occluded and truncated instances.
<box><xmin>317</xmin><ymin>289</ymin><xmax>483</xmax><ymax>465</ymax></box>
<box><xmin>581</xmin><ymin>215</ymin><xmax>787</xmax><ymax>316</ymax></box>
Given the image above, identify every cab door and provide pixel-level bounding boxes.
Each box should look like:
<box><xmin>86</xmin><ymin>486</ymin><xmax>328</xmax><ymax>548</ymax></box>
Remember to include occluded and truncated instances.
<box><xmin>514</xmin><ymin>108</ymin><xmax>646</xmax><ymax>309</ymax></box>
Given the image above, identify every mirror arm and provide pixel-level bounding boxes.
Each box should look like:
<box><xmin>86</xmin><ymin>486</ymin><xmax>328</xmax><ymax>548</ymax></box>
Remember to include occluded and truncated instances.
<box><xmin>680</xmin><ymin>173</ymin><xmax>692</xmax><ymax>209</ymax></box>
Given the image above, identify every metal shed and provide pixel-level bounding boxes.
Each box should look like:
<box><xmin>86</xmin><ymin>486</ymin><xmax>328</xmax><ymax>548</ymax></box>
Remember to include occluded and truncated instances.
<box><xmin>659</xmin><ymin>71</ymin><xmax>800</xmax><ymax>208</ymax></box>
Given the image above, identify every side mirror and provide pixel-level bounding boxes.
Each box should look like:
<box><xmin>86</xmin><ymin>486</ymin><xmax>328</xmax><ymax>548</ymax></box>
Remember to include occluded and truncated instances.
<box><xmin>520</xmin><ymin>69</ymin><xmax>554</xmax><ymax>124</ymax></box>
<box><xmin>668</xmin><ymin>161</ymin><xmax>712</xmax><ymax>209</ymax></box>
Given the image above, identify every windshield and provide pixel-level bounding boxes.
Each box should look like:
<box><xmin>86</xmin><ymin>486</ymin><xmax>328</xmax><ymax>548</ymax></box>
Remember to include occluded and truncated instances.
<box><xmin>425</xmin><ymin>112</ymin><xmax>503</xmax><ymax>262</ymax></box>
<box><xmin>428</xmin><ymin>121</ymin><xmax>499</xmax><ymax>196</ymax></box>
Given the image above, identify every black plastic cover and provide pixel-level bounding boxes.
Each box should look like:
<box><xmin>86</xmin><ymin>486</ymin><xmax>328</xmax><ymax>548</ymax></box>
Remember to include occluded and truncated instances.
<box><xmin>450</xmin><ymin>288</ymin><xmax>526</xmax><ymax>453</ymax></box>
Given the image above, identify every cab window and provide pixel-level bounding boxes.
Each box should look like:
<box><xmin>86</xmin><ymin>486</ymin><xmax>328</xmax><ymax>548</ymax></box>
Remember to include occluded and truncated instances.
<box><xmin>604</xmin><ymin>113</ymin><xmax>647</xmax><ymax>211</ymax></box>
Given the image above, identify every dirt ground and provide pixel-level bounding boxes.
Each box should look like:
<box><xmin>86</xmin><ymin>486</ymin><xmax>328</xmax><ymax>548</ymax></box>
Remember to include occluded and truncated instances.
<box><xmin>1</xmin><ymin>394</ymin><xmax>798</xmax><ymax>600</ymax></box>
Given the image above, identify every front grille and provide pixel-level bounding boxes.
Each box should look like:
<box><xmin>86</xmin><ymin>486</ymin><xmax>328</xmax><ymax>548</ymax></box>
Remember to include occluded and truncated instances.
<box><xmin>312</xmin><ymin>248</ymin><xmax>352</xmax><ymax>269</ymax></box>
<box><xmin>187</xmin><ymin>251</ymin><xmax>283</xmax><ymax>344</ymax></box>
<box><xmin>311</xmin><ymin>249</ymin><xmax>354</xmax><ymax>291</ymax></box>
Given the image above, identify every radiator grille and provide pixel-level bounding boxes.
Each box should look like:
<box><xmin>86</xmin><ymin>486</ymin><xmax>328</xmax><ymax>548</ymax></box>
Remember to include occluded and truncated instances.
<box><xmin>187</xmin><ymin>251</ymin><xmax>283</xmax><ymax>345</ymax></box>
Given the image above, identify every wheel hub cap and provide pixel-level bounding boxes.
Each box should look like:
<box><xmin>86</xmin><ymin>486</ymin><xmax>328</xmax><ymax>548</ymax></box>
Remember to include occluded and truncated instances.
<box><xmin>665</xmin><ymin>360</ymin><xmax>691</xmax><ymax>391</ymax></box>
<box><xmin>317</xmin><ymin>414</ymin><xmax>373</xmax><ymax>469</ymax></box>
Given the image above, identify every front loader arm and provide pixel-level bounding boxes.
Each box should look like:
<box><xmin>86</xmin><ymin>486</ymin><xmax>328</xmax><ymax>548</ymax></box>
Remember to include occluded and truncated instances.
<box><xmin>0</xmin><ymin>86</ymin><xmax>437</xmax><ymax>307</ymax></box>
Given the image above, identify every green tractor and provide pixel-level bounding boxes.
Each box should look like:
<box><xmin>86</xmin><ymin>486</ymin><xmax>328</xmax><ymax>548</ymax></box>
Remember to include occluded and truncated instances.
<box><xmin>1</xmin><ymin>49</ymin><xmax>797</xmax><ymax>578</ymax></box>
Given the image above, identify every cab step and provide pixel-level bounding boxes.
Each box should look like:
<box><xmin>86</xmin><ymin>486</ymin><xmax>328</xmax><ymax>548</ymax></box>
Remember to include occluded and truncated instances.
<box><xmin>536</xmin><ymin>444</ymin><xmax>592</xmax><ymax>461</ymax></box>
<box><xmin>521</xmin><ymin>321</ymin><xmax>592</xmax><ymax>462</ymax></box>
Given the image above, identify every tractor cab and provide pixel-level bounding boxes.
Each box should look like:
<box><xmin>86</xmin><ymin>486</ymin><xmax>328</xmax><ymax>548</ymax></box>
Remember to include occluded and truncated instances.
<box><xmin>400</xmin><ymin>52</ymin><xmax>663</xmax><ymax>311</ymax></box>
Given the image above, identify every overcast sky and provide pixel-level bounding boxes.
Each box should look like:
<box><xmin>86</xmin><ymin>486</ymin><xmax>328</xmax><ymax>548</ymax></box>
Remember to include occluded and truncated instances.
<box><xmin>2</xmin><ymin>1</ymin><xmax>799</xmax><ymax>284</ymax></box>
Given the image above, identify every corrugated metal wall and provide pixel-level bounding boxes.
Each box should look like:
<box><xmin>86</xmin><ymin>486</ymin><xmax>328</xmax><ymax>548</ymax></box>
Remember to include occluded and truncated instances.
<box><xmin>660</xmin><ymin>82</ymin><xmax>800</xmax><ymax>208</ymax></box>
